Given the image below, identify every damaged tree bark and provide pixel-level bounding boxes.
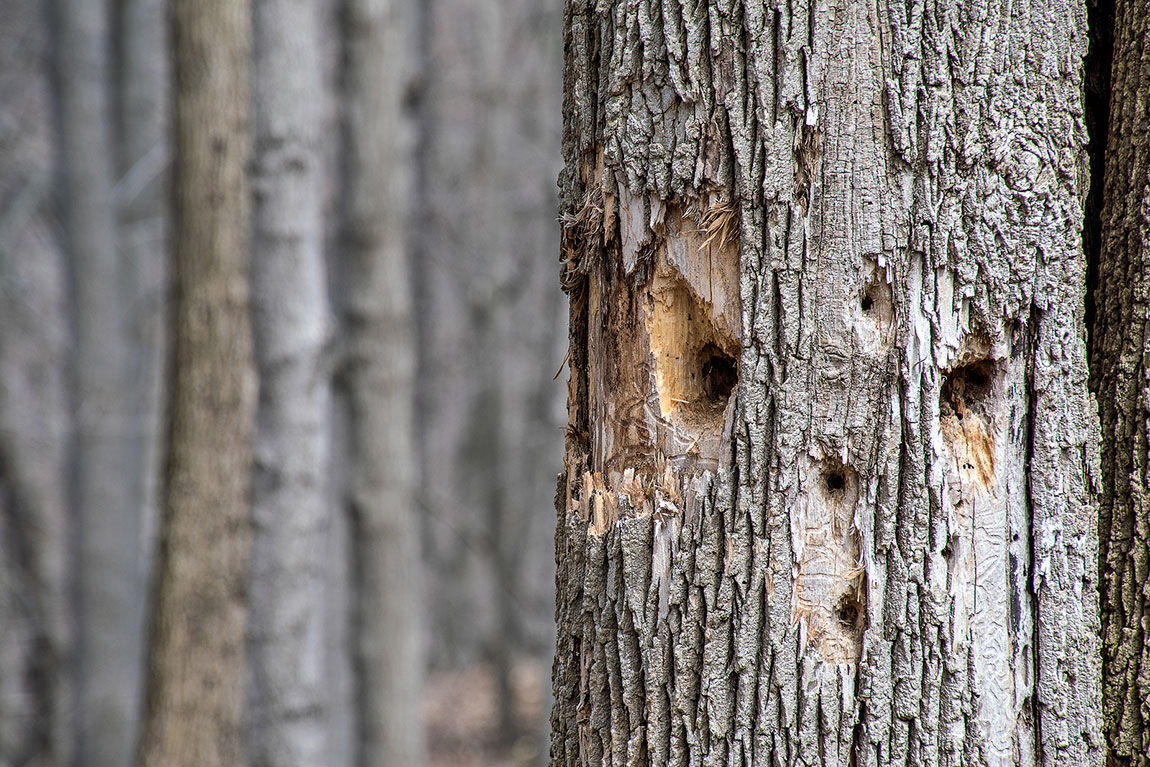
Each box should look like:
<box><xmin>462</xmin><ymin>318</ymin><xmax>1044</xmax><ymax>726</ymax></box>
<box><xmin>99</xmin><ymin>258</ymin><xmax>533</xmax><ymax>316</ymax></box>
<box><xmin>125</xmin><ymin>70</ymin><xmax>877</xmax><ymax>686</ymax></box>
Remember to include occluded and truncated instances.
<box><xmin>552</xmin><ymin>2</ymin><xmax>1101</xmax><ymax>766</ymax></box>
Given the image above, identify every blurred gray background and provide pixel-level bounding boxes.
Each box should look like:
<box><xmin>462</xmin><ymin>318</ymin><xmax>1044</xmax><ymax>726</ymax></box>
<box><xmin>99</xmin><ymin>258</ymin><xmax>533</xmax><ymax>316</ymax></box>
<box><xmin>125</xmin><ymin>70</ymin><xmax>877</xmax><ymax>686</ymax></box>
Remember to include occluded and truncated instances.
<box><xmin>0</xmin><ymin>0</ymin><xmax>564</xmax><ymax>765</ymax></box>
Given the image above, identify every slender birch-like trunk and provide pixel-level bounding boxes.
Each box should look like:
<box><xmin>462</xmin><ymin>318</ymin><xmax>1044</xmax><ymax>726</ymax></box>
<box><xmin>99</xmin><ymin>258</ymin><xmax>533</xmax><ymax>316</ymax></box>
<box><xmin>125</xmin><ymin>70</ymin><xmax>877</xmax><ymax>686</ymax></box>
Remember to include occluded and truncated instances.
<box><xmin>113</xmin><ymin>0</ymin><xmax>170</xmax><ymax>653</ymax></box>
<box><xmin>54</xmin><ymin>1</ymin><xmax>149</xmax><ymax>762</ymax></box>
<box><xmin>248</xmin><ymin>0</ymin><xmax>332</xmax><ymax>762</ymax></box>
<box><xmin>339</xmin><ymin>0</ymin><xmax>424</xmax><ymax>763</ymax></box>
<box><xmin>1094</xmin><ymin>0</ymin><xmax>1150</xmax><ymax>762</ymax></box>
<box><xmin>415</xmin><ymin>0</ymin><xmax>564</xmax><ymax>688</ymax></box>
<box><xmin>553</xmin><ymin>2</ymin><xmax>1101</xmax><ymax>765</ymax></box>
<box><xmin>136</xmin><ymin>1</ymin><xmax>255</xmax><ymax>764</ymax></box>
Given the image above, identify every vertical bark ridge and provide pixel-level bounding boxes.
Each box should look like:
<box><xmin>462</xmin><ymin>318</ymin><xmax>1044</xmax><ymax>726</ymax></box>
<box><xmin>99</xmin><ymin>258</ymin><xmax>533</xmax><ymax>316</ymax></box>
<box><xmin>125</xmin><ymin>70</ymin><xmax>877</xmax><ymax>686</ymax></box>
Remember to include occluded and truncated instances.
<box><xmin>554</xmin><ymin>1</ymin><xmax>1101</xmax><ymax>765</ymax></box>
<box><xmin>1093</xmin><ymin>0</ymin><xmax>1150</xmax><ymax>762</ymax></box>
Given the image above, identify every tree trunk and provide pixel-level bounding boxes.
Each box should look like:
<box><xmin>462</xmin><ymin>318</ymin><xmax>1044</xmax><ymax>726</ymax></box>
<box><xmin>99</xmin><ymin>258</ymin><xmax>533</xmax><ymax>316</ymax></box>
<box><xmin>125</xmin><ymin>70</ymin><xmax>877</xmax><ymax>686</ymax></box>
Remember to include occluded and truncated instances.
<box><xmin>0</xmin><ymin>5</ymin><xmax>73</xmax><ymax>763</ymax></box>
<box><xmin>54</xmin><ymin>0</ymin><xmax>150</xmax><ymax>762</ymax></box>
<box><xmin>248</xmin><ymin>0</ymin><xmax>332</xmax><ymax>763</ymax></box>
<box><xmin>552</xmin><ymin>2</ymin><xmax>1101</xmax><ymax>766</ymax></box>
<box><xmin>112</xmin><ymin>0</ymin><xmax>170</xmax><ymax>658</ymax></box>
<box><xmin>1094</xmin><ymin>0</ymin><xmax>1150</xmax><ymax>762</ymax></box>
<box><xmin>313</xmin><ymin>3</ymin><xmax>356</xmax><ymax>763</ymax></box>
<box><xmin>415</xmin><ymin>0</ymin><xmax>565</xmax><ymax>683</ymax></box>
<box><xmin>135</xmin><ymin>1</ymin><xmax>255</xmax><ymax>764</ymax></box>
<box><xmin>338</xmin><ymin>0</ymin><xmax>424</xmax><ymax>763</ymax></box>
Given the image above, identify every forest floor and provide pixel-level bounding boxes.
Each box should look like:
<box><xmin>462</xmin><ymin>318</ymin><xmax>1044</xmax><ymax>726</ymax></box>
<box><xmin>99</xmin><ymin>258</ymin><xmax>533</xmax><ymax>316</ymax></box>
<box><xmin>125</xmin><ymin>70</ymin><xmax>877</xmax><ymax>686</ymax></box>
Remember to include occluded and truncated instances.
<box><xmin>425</xmin><ymin>658</ymin><xmax>549</xmax><ymax>767</ymax></box>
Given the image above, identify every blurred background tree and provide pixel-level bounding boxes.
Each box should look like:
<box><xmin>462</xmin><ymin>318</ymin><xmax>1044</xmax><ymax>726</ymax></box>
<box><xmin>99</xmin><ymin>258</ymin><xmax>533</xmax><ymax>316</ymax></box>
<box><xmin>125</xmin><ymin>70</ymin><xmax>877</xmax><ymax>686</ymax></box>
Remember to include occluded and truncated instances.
<box><xmin>0</xmin><ymin>0</ymin><xmax>563</xmax><ymax>765</ymax></box>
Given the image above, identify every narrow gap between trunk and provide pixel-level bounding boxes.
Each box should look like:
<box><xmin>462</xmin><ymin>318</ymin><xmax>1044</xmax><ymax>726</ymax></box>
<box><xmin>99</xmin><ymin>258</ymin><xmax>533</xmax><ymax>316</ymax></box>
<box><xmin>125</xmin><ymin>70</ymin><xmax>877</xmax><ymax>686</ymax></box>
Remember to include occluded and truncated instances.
<box><xmin>1083</xmin><ymin>0</ymin><xmax>1114</xmax><ymax>372</ymax></box>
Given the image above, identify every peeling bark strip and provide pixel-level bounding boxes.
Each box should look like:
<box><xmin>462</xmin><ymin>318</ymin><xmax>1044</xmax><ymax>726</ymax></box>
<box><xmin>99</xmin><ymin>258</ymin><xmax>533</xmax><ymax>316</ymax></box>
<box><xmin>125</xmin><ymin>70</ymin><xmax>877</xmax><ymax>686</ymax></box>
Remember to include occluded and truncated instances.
<box><xmin>553</xmin><ymin>1</ymin><xmax>1101</xmax><ymax>766</ymax></box>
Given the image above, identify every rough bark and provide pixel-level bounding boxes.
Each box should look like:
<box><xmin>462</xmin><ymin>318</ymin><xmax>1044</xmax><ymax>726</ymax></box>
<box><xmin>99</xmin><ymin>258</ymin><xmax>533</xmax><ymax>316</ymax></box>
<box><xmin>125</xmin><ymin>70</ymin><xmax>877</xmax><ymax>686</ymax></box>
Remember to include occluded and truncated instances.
<box><xmin>0</xmin><ymin>5</ymin><xmax>73</xmax><ymax>763</ymax></box>
<box><xmin>1094</xmin><ymin>0</ymin><xmax>1150</xmax><ymax>762</ymax></box>
<box><xmin>553</xmin><ymin>2</ymin><xmax>1101</xmax><ymax>766</ymax></box>
<box><xmin>248</xmin><ymin>0</ymin><xmax>333</xmax><ymax>763</ymax></box>
<box><xmin>135</xmin><ymin>1</ymin><xmax>255</xmax><ymax>764</ymax></box>
<box><xmin>339</xmin><ymin>0</ymin><xmax>424</xmax><ymax>763</ymax></box>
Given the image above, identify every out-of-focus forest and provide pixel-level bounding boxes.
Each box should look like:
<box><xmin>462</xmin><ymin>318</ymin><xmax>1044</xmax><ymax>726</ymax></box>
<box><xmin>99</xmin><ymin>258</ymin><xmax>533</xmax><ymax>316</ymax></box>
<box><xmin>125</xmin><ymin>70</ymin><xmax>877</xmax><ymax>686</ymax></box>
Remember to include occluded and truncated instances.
<box><xmin>0</xmin><ymin>0</ymin><xmax>563</xmax><ymax>765</ymax></box>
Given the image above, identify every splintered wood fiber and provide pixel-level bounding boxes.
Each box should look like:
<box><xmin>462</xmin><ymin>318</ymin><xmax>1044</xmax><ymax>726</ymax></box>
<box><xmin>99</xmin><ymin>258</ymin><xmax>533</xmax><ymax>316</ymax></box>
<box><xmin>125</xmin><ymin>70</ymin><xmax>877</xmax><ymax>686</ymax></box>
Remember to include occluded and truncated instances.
<box><xmin>553</xmin><ymin>1</ymin><xmax>1101</xmax><ymax>766</ymax></box>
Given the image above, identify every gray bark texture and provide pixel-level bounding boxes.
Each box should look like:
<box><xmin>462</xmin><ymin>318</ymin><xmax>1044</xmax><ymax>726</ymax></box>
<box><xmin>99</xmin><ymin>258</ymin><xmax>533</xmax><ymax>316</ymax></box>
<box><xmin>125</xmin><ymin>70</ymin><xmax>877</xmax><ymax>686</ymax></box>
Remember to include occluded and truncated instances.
<box><xmin>1094</xmin><ymin>0</ymin><xmax>1150</xmax><ymax>762</ymax></box>
<box><xmin>135</xmin><ymin>0</ymin><xmax>255</xmax><ymax>764</ymax></box>
<box><xmin>339</xmin><ymin>0</ymin><xmax>424</xmax><ymax>763</ymax></box>
<box><xmin>552</xmin><ymin>2</ymin><xmax>1102</xmax><ymax>766</ymax></box>
<box><xmin>248</xmin><ymin>0</ymin><xmax>332</xmax><ymax>764</ymax></box>
<box><xmin>0</xmin><ymin>4</ymin><xmax>73</xmax><ymax>763</ymax></box>
<box><xmin>54</xmin><ymin>0</ymin><xmax>151</xmax><ymax>762</ymax></box>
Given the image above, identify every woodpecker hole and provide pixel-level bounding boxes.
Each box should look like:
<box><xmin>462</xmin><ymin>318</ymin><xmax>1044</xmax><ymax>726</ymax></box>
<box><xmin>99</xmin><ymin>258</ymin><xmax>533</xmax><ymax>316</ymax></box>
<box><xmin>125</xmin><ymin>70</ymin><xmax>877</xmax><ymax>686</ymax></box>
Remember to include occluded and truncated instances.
<box><xmin>647</xmin><ymin>264</ymin><xmax>740</xmax><ymax>424</ymax></box>
<box><xmin>939</xmin><ymin>354</ymin><xmax>1000</xmax><ymax>489</ymax></box>
<box><xmin>817</xmin><ymin>460</ymin><xmax>858</xmax><ymax>503</ymax></box>
<box><xmin>854</xmin><ymin>261</ymin><xmax>894</xmax><ymax>349</ymax></box>
<box><xmin>941</xmin><ymin>359</ymin><xmax>997</xmax><ymax>416</ymax></box>
<box><xmin>836</xmin><ymin>593</ymin><xmax>864</xmax><ymax>631</ymax></box>
<box><xmin>940</xmin><ymin>539</ymin><xmax>953</xmax><ymax>560</ymax></box>
<box><xmin>699</xmin><ymin>343</ymin><xmax>737</xmax><ymax>404</ymax></box>
<box><xmin>795</xmin><ymin>457</ymin><xmax>864</xmax><ymax>662</ymax></box>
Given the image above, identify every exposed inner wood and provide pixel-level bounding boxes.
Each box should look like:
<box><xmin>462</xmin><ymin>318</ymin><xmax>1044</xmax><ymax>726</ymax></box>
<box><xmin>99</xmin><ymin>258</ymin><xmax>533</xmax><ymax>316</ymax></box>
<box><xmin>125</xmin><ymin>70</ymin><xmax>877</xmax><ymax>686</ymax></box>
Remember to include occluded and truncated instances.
<box><xmin>583</xmin><ymin>194</ymin><xmax>742</xmax><ymax>508</ymax></box>
<box><xmin>553</xmin><ymin>0</ymin><xmax>1101</xmax><ymax>764</ymax></box>
<box><xmin>791</xmin><ymin>458</ymin><xmax>865</xmax><ymax>662</ymax></box>
<box><xmin>647</xmin><ymin>251</ymin><xmax>739</xmax><ymax>427</ymax></box>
